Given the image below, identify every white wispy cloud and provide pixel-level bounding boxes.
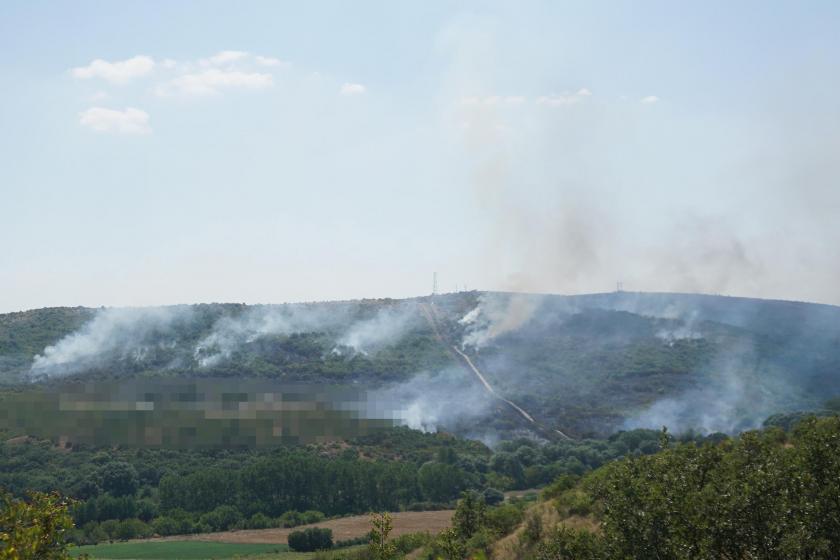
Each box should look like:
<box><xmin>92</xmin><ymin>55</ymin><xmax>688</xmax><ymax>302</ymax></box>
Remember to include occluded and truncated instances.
<box><xmin>641</xmin><ymin>95</ymin><xmax>660</xmax><ymax>104</ymax></box>
<box><xmin>340</xmin><ymin>83</ymin><xmax>366</xmax><ymax>95</ymax></box>
<box><xmin>201</xmin><ymin>50</ymin><xmax>249</xmax><ymax>66</ymax></box>
<box><xmin>71</xmin><ymin>56</ymin><xmax>155</xmax><ymax>85</ymax></box>
<box><xmin>79</xmin><ymin>107</ymin><xmax>151</xmax><ymax>134</ymax></box>
<box><xmin>255</xmin><ymin>55</ymin><xmax>288</xmax><ymax>68</ymax></box>
<box><xmin>461</xmin><ymin>95</ymin><xmax>526</xmax><ymax>106</ymax></box>
<box><xmin>537</xmin><ymin>88</ymin><xmax>592</xmax><ymax>107</ymax></box>
<box><xmin>155</xmin><ymin>69</ymin><xmax>273</xmax><ymax>96</ymax></box>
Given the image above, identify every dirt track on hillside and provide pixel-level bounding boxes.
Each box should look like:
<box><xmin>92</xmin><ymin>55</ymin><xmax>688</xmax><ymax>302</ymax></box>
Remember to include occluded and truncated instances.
<box><xmin>144</xmin><ymin>510</ymin><xmax>454</xmax><ymax>544</ymax></box>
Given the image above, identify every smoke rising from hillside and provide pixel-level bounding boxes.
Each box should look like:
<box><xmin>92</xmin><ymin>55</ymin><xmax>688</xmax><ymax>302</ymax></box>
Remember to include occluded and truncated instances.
<box><xmin>28</xmin><ymin>302</ymin><xmax>422</xmax><ymax>377</ymax></box>
<box><xmin>378</xmin><ymin>368</ymin><xmax>493</xmax><ymax>433</ymax></box>
<box><xmin>30</xmin><ymin>307</ymin><xmax>193</xmax><ymax>377</ymax></box>
<box><xmin>460</xmin><ymin>293</ymin><xmax>543</xmax><ymax>348</ymax></box>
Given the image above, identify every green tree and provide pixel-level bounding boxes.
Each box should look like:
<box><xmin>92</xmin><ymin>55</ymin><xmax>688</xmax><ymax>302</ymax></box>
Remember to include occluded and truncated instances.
<box><xmin>452</xmin><ymin>491</ymin><xmax>486</xmax><ymax>540</ymax></box>
<box><xmin>97</xmin><ymin>462</ymin><xmax>138</xmax><ymax>498</ymax></box>
<box><xmin>368</xmin><ymin>512</ymin><xmax>396</xmax><ymax>560</ymax></box>
<box><xmin>0</xmin><ymin>490</ymin><xmax>77</xmax><ymax>560</ymax></box>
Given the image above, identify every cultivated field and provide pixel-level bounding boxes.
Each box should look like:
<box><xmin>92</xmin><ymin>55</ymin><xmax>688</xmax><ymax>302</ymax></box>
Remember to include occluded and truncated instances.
<box><xmin>146</xmin><ymin>510</ymin><xmax>455</xmax><ymax>545</ymax></box>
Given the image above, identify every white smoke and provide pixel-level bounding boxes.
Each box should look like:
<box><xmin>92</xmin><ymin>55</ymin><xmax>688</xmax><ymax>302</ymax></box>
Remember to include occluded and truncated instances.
<box><xmin>461</xmin><ymin>293</ymin><xmax>543</xmax><ymax>348</ymax></box>
<box><xmin>30</xmin><ymin>307</ymin><xmax>190</xmax><ymax>377</ymax></box>
<box><xmin>337</xmin><ymin>304</ymin><xmax>417</xmax><ymax>355</ymax></box>
<box><xmin>375</xmin><ymin>369</ymin><xmax>493</xmax><ymax>432</ymax></box>
<box><xmin>622</xmin><ymin>348</ymin><xmax>800</xmax><ymax>434</ymax></box>
<box><xmin>193</xmin><ymin>304</ymin><xmax>350</xmax><ymax>367</ymax></box>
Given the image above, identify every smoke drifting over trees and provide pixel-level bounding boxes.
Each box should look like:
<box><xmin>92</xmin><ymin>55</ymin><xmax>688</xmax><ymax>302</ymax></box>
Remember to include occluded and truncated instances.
<box><xmin>6</xmin><ymin>290</ymin><xmax>840</xmax><ymax>439</ymax></box>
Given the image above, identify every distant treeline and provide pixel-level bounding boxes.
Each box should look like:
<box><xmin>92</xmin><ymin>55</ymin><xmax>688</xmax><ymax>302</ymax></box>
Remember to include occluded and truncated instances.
<box><xmin>0</xmin><ymin>426</ymin><xmax>672</xmax><ymax>544</ymax></box>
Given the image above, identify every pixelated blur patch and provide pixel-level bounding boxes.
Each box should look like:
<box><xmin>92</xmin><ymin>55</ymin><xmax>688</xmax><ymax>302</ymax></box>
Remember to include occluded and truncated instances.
<box><xmin>0</xmin><ymin>379</ymin><xmax>400</xmax><ymax>447</ymax></box>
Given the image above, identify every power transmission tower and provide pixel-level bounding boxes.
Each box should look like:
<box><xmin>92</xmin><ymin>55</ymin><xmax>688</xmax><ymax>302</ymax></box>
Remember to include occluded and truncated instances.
<box><xmin>432</xmin><ymin>272</ymin><xmax>438</xmax><ymax>295</ymax></box>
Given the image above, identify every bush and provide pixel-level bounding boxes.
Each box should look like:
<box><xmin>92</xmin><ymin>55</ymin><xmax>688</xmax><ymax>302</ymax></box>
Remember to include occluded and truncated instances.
<box><xmin>301</xmin><ymin>510</ymin><xmax>326</xmax><ymax>524</ymax></box>
<box><xmin>536</xmin><ymin>526</ymin><xmax>607</xmax><ymax>560</ymax></box>
<box><xmin>114</xmin><ymin>518</ymin><xmax>152</xmax><ymax>540</ymax></box>
<box><xmin>288</xmin><ymin>527</ymin><xmax>334</xmax><ymax>552</ymax></box>
<box><xmin>247</xmin><ymin>512</ymin><xmax>272</xmax><ymax>529</ymax></box>
<box><xmin>152</xmin><ymin>511</ymin><xmax>195</xmax><ymax>536</ymax></box>
<box><xmin>482</xmin><ymin>487</ymin><xmax>505</xmax><ymax>506</ymax></box>
<box><xmin>278</xmin><ymin>510</ymin><xmax>302</xmax><ymax>527</ymax></box>
<box><xmin>485</xmin><ymin>503</ymin><xmax>524</xmax><ymax>536</ymax></box>
<box><xmin>198</xmin><ymin>505</ymin><xmax>242</xmax><ymax>532</ymax></box>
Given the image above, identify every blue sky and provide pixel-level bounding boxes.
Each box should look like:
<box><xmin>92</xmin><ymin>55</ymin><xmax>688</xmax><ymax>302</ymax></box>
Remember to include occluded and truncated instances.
<box><xmin>2</xmin><ymin>1</ymin><xmax>839</xmax><ymax>312</ymax></box>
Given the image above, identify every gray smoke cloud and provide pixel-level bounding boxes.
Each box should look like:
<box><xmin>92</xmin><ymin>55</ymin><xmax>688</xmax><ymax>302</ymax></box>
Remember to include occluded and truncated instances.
<box><xmin>460</xmin><ymin>292</ymin><xmax>544</xmax><ymax>349</ymax></box>
<box><xmin>441</xmin><ymin>16</ymin><xmax>840</xmax><ymax>310</ymax></box>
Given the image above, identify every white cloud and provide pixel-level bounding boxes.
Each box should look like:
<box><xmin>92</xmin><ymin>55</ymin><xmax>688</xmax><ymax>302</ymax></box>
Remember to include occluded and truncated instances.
<box><xmin>71</xmin><ymin>56</ymin><xmax>155</xmax><ymax>85</ymax></box>
<box><xmin>576</xmin><ymin>88</ymin><xmax>592</xmax><ymax>96</ymax></box>
<box><xmin>340</xmin><ymin>83</ymin><xmax>366</xmax><ymax>95</ymax></box>
<box><xmin>79</xmin><ymin>107</ymin><xmax>151</xmax><ymax>134</ymax></box>
<box><xmin>461</xmin><ymin>95</ymin><xmax>526</xmax><ymax>106</ymax></box>
<box><xmin>641</xmin><ymin>95</ymin><xmax>660</xmax><ymax>104</ymax></box>
<box><xmin>202</xmin><ymin>50</ymin><xmax>249</xmax><ymax>66</ymax></box>
<box><xmin>161</xmin><ymin>58</ymin><xmax>178</xmax><ymax>69</ymax></box>
<box><xmin>155</xmin><ymin>69</ymin><xmax>273</xmax><ymax>96</ymax></box>
<box><xmin>89</xmin><ymin>91</ymin><xmax>109</xmax><ymax>102</ymax></box>
<box><xmin>255</xmin><ymin>55</ymin><xmax>288</xmax><ymax>68</ymax></box>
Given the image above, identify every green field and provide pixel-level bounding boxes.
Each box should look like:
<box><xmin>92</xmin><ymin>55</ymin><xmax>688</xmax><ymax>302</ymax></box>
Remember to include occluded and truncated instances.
<box><xmin>69</xmin><ymin>541</ymin><xmax>295</xmax><ymax>560</ymax></box>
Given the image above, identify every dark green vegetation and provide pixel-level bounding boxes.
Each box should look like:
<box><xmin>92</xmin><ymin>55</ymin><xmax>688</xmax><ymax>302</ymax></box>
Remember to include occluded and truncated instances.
<box><xmin>2</xmin><ymin>291</ymin><xmax>840</xmax><ymax>439</ymax></box>
<box><xmin>528</xmin><ymin>416</ymin><xmax>840</xmax><ymax>559</ymax></box>
<box><xmin>1</xmin><ymin>489</ymin><xmax>76</xmax><ymax>559</ymax></box>
<box><xmin>288</xmin><ymin>528</ymin><xmax>333</xmax><ymax>552</ymax></box>
<box><xmin>0</xmin><ymin>425</ymin><xmax>666</xmax><ymax>545</ymax></box>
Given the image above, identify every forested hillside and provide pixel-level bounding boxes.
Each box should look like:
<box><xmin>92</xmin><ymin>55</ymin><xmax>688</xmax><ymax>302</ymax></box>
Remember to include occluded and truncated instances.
<box><xmin>2</xmin><ymin>291</ymin><xmax>840</xmax><ymax>439</ymax></box>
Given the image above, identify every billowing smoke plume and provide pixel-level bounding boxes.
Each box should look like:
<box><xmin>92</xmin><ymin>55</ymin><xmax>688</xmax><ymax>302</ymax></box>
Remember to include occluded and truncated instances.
<box><xmin>460</xmin><ymin>292</ymin><xmax>543</xmax><ymax>348</ymax></box>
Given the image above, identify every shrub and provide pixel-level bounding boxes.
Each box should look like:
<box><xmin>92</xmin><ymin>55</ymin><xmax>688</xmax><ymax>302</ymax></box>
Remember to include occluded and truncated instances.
<box><xmin>485</xmin><ymin>503</ymin><xmax>524</xmax><ymax>536</ymax></box>
<box><xmin>482</xmin><ymin>487</ymin><xmax>505</xmax><ymax>506</ymax></box>
<box><xmin>288</xmin><ymin>527</ymin><xmax>334</xmax><ymax>552</ymax></box>
<box><xmin>198</xmin><ymin>505</ymin><xmax>242</xmax><ymax>532</ymax></box>
<box><xmin>300</xmin><ymin>510</ymin><xmax>325</xmax><ymax>524</ymax></box>
<box><xmin>247</xmin><ymin>512</ymin><xmax>272</xmax><ymax>529</ymax></box>
<box><xmin>114</xmin><ymin>518</ymin><xmax>152</xmax><ymax>540</ymax></box>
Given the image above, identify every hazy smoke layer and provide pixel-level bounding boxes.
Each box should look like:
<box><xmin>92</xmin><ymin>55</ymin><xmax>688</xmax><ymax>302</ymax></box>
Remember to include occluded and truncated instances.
<box><xmin>375</xmin><ymin>368</ymin><xmax>493</xmax><ymax>433</ymax></box>
<box><xmin>193</xmin><ymin>305</ymin><xmax>345</xmax><ymax>367</ymax></box>
<box><xmin>337</xmin><ymin>303</ymin><xmax>417</xmax><ymax>354</ymax></box>
<box><xmin>29</xmin><ymin>302</ymin><xmax>422</xmax><ymax>377</ymax></box>
<box><xmin>30</xmin><ymin>307</ymin><xmax>191</xmax><ymax>377</ymax></box>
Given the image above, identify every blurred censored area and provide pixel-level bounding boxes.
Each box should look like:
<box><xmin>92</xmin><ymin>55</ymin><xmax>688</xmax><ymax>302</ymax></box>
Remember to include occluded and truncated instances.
<box><xmin>0</xmin><ymin>379</ymin><xmax>398</xmax><ymax>447</ymax></box>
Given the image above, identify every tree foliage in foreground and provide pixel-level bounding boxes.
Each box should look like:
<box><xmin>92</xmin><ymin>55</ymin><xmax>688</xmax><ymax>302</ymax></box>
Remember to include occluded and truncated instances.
<box><xmin>540</xmin><ymin>416</ymin><xmax>840</xmax><ymax>559</ymax></box>
<box><xmin>0</xmin><ymin>490</ymin><xmax>77</xmax><ymax>560</ymax></box>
